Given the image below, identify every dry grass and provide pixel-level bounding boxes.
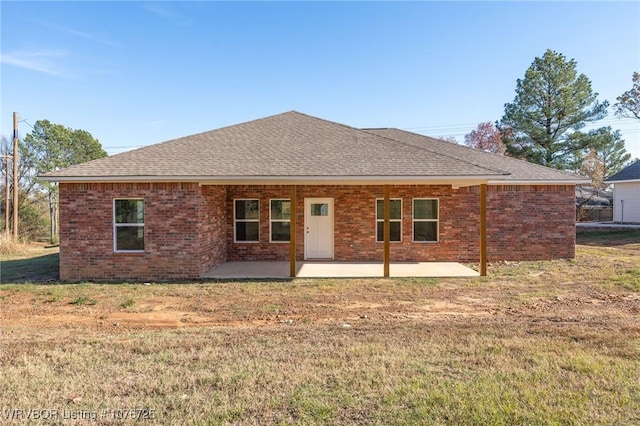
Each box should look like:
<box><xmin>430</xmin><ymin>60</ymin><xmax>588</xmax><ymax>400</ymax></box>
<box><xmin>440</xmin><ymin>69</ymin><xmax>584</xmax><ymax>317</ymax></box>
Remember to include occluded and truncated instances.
<box><xmin>3</xmin><ymin>321</ymin><xmax>637</xmax><ymax>425</ymax></box>
<box><xmin>0</xmin><ymin>233</ymin><xmax>33</xmax><ymax>256</ymax></box>
<box><xmin>0</xmin><ymin>241</ymin><xmax>59</xmax><ymax>283</ymax></box>
<box><xmin>0</xmin><ymin>229</ymin><xmax>639</xmax><ymax>425</ymax></box>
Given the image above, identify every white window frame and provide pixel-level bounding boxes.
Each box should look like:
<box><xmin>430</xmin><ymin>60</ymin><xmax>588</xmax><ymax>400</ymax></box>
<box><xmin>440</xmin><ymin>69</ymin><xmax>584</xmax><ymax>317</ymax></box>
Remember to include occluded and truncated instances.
<box><xmin>412</xmin><ymin>198</ymin><xmax>439</xmax><ymax>243</ymax></box>
<box><xmin>270</xmin><ymin>198</ymin><xmax>291</xmax><ymax>243</ymax></box>
<box><xmin>234</xmin><ymin>199</ymin><xmax>260</xmax><ymax>243</ymax></box>
<box><xmin>113</xmin><ymin>198</ymin><xmax>145</xmax><ymax>253</ymax></box>
<box><xmin>375</xmin><ymin>198</ymin><xmax>402</xmax><ymax>243</ymax></box>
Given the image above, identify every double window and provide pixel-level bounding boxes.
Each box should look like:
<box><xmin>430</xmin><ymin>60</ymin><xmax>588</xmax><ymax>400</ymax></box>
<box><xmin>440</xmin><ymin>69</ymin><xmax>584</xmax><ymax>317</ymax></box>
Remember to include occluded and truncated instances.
<box><xmin>114</xmin><ymin>199</ymin><xmax>145</xmax><ymax>252</ymax></box>
<box><xmin>375</xmin><ymin>199</ymin><xmax>402</xmax><ymax>242</ymax></box>
<box><xmin>373</xmin><ymin>198</ymin><xmax>439</xmax><ymax>243</ymax></box>
<box><xmin>413</xmin><ymin>199</ymin><xmax>439</xmax><ymax>242</ymax></box>
<box><xmin>234</xmin><ymin>199</ymin><xmax>292</xmax><ymax>242</ymax></box>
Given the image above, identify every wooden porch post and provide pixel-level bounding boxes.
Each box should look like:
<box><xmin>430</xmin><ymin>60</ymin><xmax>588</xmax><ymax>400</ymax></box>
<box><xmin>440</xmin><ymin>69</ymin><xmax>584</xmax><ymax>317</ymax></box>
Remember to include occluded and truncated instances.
<box><xmin>290</xmin><ymin>185</ymin><xmax>297</xmax><ymax>278</ymax></box>
<box><xmin>383</xmin><ymin>185</ymin><xmax>390</xmax><ymax>278</ymax></box>
<box><xmin>479</xmin><ymin>183</ymin><xmax>487</xmax><ymax>276</ymax></box>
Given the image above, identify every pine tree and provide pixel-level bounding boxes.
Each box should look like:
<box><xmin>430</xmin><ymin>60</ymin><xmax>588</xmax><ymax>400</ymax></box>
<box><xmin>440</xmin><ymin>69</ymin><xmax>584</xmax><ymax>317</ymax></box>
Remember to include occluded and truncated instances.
<box><xmin>498</xmin><ymin>49</ymin><xmax>608</xmax><ymax>170</ymax></box>
<box><xmin>22</xmin><ymin>120</ymin><xmax>107</xmax><ymax>243</ymax></box>
<box><xmin>577</xmin><ymin>127</ymin><xmax>631</xmax><ymax>188</ymax></box>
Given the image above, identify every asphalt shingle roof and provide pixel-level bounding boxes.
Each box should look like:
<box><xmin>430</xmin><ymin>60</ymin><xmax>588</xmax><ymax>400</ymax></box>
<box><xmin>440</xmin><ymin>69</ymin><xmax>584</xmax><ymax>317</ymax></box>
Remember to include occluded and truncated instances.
<box><xmin>365</xmin><ymin>128</ymin><xmax>583</xmax><ymax>182</ymax></box>
<box><xmin>42</xmin><ymin>111</ymin><xmax>586</xmax><ymax>183</ymax></box>
<box><xmin>606</xmin><ymin>160</ymin><xmax>640</xmax><ymax>182</ymax></box>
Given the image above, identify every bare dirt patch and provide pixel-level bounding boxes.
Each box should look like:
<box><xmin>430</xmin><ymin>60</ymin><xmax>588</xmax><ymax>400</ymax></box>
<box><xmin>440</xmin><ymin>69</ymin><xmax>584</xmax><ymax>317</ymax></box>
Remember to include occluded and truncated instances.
<box><xmin>1</xmin><ymin>274</ymin><xmax>637</xmax><ymax>335</ymax></box>
<box><xmin>1</xmin><ymin>229</ymin><xmax>638</xmax><ymax>336</ymax></box>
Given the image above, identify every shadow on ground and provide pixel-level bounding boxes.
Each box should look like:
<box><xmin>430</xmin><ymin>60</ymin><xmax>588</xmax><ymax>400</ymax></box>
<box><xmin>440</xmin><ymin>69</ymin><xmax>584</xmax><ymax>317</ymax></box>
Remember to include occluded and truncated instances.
<box><xmin>1</xmin><ymin>253</ymin><xmax>59</xmax><ymax>283</ymax></box>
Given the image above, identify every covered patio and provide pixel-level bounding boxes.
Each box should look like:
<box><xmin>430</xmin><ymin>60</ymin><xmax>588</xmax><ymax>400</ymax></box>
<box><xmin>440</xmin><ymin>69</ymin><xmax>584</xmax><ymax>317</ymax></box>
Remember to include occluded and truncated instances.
<box><xmin>203</xmin><ymin>261</ymin><xmax>479</xmax><ymax>279</ymax></box>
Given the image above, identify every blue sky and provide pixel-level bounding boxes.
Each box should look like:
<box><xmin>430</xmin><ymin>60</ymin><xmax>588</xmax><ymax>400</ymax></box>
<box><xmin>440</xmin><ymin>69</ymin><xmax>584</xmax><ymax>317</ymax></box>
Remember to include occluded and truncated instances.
<box><xmin>1</xmin><ymin>1</ymin><xmax>639</xmax><ymax>160</ymax></box>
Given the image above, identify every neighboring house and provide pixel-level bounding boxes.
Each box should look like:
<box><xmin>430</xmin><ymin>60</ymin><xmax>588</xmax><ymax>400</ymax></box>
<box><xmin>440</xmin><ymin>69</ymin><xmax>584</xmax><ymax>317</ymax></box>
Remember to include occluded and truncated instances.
<box><xmin>605</xmin><ymin>160</ymin><xmax>640</xmax><ymax>223</ymax></box>
<box><xmin>575</xmin><ymin>186</ymin><xmax>613</xmax><ymax>207</ymax></box>
<box><xmin>41</xmin><ymin>111</ymin><xmax>588</xmax><ymax>281</ymax></box>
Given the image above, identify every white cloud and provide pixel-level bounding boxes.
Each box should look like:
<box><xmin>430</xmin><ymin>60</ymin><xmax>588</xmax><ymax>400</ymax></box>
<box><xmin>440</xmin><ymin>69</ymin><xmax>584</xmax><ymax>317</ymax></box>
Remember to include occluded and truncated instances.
<box><xmin>0</xmin><ymin>50</ymin><xmax>69</xmax><ymax>77</ymax></box>
<box><xmin>141</xmin><ymin>2</ymin><xmax>193</xmax><ymax>25</ymax></box>
<box><xmin>39</xmin><ymin>21</ymin><xmax>119</xmax><ymax>48</ymax></box>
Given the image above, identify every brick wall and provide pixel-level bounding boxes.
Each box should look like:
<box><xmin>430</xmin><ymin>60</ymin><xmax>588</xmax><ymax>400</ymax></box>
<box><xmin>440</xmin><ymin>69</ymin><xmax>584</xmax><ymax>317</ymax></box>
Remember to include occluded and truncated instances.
<box><xmin>227</xmin><ymin>185</ymin><xmax>480</xmax><ymax>262</ymax></box>
<box><xmin>58</xmin><ymin>183</ymin><xmax>576</xmax><ymax>281</ymax></box>
<box><xmin>487</xmin><ymin>185</ymin><xmax>576</xmax><ymax>260</ymax></box>
<box><xmin>59</xmin><ymin>182</ymin><xmax>208</xmax><ymax>281</ymax></box>
<box><xmin>226</xmin><ymin>184</ymin><xmax>576</xmax><ymax>263</ymax></box>
<box><xmin>299</xmin><ymin>185</ymin><xmax>481</xmax><ymax>262</ymax></box>
<box><xmin>198</xmin><ymin>185</ymin><xmax>227</xmax><ymax>275</ymax></box>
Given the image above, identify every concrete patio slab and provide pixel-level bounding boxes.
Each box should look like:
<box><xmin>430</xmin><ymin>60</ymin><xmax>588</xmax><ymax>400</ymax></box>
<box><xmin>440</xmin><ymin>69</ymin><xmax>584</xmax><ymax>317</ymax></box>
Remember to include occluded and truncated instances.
<box><xmin>576</xmin><ymin>222</ymin><xmax>640</xmax><ymax>229</ymax></box>
<box><xmin>202</xmin><ymin>261</ymin><xmax>479</xmax><ymax>279</ymax></box>
<box><xmin>390</xmin><ymin>262</ymin><xmax>479</xmax><ymax>277</ymax></box>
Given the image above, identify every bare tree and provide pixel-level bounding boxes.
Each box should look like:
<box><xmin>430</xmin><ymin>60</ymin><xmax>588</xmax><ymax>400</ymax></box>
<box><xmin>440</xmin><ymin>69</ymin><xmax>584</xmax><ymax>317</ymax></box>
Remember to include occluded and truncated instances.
<box><xmin>464</xmin><ymin>122</ymin><xmax>506</xmax><ymax>154</ymax></box>
<box><xmin>615</xmin><ymin>72</ymin><xmax>640</xmax><ymax>120</ymax></box>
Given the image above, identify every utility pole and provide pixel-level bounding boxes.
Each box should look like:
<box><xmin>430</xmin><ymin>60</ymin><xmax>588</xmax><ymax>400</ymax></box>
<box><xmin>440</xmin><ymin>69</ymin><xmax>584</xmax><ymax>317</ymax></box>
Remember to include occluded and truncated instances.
<box><xmin>13</xmin><ymin>112</ymin><xmax>19</xmax><ymax>241</ymax></box>
<box><xmin>1</xmin><ymin>155</ymin><xmax>11</xmax><ymax>235</ymax></box>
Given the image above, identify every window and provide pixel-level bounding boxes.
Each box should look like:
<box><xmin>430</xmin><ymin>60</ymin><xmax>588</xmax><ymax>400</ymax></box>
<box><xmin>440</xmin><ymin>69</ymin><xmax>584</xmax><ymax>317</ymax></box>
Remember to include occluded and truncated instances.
<box><xmin>235</xmin><ymin>199</ymin><xmax>259</xmax><ymax>242</ymax></box>
<box><xmin>270</xmin><ymin>199</ymin><xmax>291</xmax><ymax>242</ymax></box>
<box><xmin>376</xmin><ymin>198</ymin><xmax>402</xmax><ymax>242</ymax></box>
<box><xmin>114</xmin><ymin>199</ymin><xmax>144</xmax><ymax>251</ymax></box>
<box><xmin>310</xmin><ymin>203</ymin><xmax>329</xmax><ymax>216</ymax></box>
<box><xmin>413</xmin><ymin>199</ymin><xmax>438</xmax><ymax>242</ymax></box>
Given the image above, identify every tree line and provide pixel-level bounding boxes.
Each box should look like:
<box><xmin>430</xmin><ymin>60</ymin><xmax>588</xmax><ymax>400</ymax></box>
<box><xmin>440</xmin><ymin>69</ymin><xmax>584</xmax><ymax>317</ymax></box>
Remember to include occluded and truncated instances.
<box><xmin>0</xmin><ymin>121</ymin><xmax>107</xmax><ymax>242</ymax></box>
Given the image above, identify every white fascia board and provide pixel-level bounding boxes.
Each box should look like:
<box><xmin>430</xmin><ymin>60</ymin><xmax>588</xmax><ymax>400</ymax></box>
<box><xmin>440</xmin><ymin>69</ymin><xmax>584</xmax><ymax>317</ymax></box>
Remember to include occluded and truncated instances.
<box><xmin>604</xmin><ymin>179</ymin><xmax>640</xmax><ymax>184</ymax></box>
<box><xmin>43</xmin><ymin>175</ymin><xmax>590</xmax><ymax>186</ymax></box>
<box><xmin>42</xmin><ymin>174</ymin><xmax>506</xmax><ymax>185</ymax></box>
<box><xmin>39</xmin><ymin>175</ymin><xmax>201</xmax><ymax>183</ymax></box>
<box><xmin>198</xmin><ymin>176</ymin><xmax>502</xmax><ymax>186</ymax></box>
<box><xmin>488</xmin><ymin>179</ymin><xmax>591</xmax><ymax>185</ymax></box>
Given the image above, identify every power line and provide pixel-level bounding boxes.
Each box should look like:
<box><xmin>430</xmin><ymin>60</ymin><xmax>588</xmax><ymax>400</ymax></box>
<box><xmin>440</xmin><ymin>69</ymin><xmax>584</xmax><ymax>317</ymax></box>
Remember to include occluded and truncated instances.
<box><xmin>403</xmin><ymin>122</ymin><xmax>480</xmax><ymax>131</ymax></box>
<box><xmin>404</xmin><ymin>117</ymin><xmax>638</xmax><ymax>131</ymax></box>
<box><xmin>403</xmin><ymin>117</ymin><xmax>639</xmax><ymax>137</ymax></box>
<box><xmin>18</xmin><ymin>119</ymin><xmax>34</xmax><ymax>130</ymax></box>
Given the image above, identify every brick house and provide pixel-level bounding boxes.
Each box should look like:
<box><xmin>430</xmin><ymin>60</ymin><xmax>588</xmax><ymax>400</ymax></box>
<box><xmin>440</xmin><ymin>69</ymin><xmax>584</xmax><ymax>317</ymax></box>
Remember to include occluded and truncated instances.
<box><xmin>42</xmin><ymin>111</ymin><xmax>588</xmax><ymax>281</ymax></box>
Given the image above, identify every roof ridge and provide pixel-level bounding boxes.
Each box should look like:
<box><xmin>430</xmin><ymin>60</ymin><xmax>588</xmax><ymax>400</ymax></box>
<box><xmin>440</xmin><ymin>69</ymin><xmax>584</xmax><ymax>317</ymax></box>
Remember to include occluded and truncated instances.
<box><xmin>373</xmin><ymin>127</ymin><xmax>586</xmax><ymax>179</ymax></box>
<box><xmin>293</xmin><ymin>114</ymin><xmax>510</xmax><ymax>176</ymax></box>
<box><xmin>48</xmin><ymin>111</ymin><xmax>304</xmax><ymax>173</ymax></box>
<box><xmin>360</xmin><ymin>128</ymin><xmax>511</xmax><ymax>176</ymax></box>
<box><xmin>137</xmin><ymin>110</ymin><xmax>303</xmax><ymax>150</ymax></box>
<box><xmin>288</xmin><ymin>110</ymin><xmax>385</xmax><ymax>135</ymax></box>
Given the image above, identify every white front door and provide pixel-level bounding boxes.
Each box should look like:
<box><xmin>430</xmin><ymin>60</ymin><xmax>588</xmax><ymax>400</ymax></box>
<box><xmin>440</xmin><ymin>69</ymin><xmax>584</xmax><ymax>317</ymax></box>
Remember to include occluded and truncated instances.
<box><xmin>305</xmin><ymin>198</ymin><xmax>334</xmax><ymax>259</ymax></box>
